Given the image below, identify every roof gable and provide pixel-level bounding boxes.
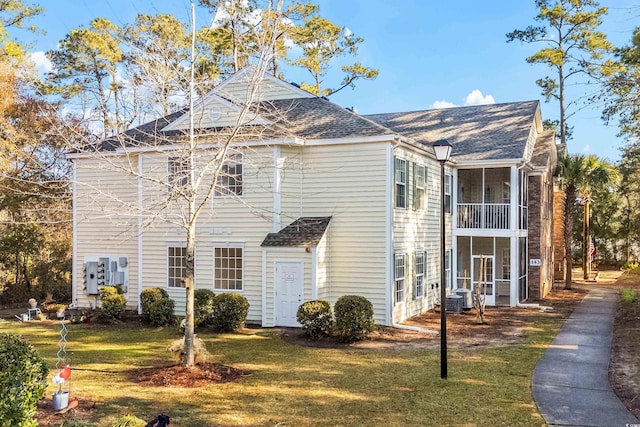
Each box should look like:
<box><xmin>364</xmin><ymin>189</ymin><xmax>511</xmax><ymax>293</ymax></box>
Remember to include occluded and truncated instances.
<box><xmin>214</xmin><ymin>65</ymin><xmax>315</xmax><ymax>103</ymax></box>
<box><xmin>162</xmin><ymin>92</ymin><xmax>270</xmax><ymax>132</ymax></box>
<box><xmin>261</xmin><ymin>217</ymin><xmax>332</xmax><ymax>247</ymax></box>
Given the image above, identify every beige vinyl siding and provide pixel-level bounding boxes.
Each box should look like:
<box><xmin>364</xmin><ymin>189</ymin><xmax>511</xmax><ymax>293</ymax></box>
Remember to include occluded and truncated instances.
<box><xmin>392</xmin><ymin>147</ymin><xmax>452</xmax><ymax>322</ymax></box>
<box><xmin>139</xmin><ymin>146</ymin><xmax>276</xmax><ymax>322</ymax></box>
<box><xmin>301</xmin><ymin>142</ymin><xmax>388</xmax><ymax>324</ymax></box>
<box><xmin>164</xmin><ymin>98</ymin><xmax>267</xmax><ymax>131</ymax></box>
<box><xmin>263</xmin><ymin>248</ymin><xmax>311</xmax><ymax>326</ymax></box>
<box><xmin>74</xmin><ymin>157</ymin><xmax>139</xmax><ymax>310</ymax></box>
<box><xmin>218</xmin><ymin>78</ymin><xmax>310</xmax><ymax>103</ymax></box>
<box><xmin>316</xmin><ymin>233</ymin><xmax>330</xmax><ymax>300</ymax></box>
<box><xmin>278</xmin><ymin>145</ymin><xmax>303</xmax><ymax>226</ymax></box>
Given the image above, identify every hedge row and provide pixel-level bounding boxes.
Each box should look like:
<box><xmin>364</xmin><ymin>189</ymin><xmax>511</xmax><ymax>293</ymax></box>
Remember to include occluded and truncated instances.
<box><xmin>140</xmin><ymin>288</ymin><xmax>249</xmax><ymax>331</ymax></box>
<box><xmin>296</xmin><ymin>295</ymin><xmax>375</xmax><ymax>342</ymax></box>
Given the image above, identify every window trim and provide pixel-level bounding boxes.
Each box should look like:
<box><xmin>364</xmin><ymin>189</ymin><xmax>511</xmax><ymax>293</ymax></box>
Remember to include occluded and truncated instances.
<box><xmin>214</xmin><ymin>153</ymin><xmax>244</xmax><ymax>198</ymax></box>
<box><xmin>415</xmin><ymin>250</ymin><xmax>425</xmax><ymax>298</ymax></box>
<box><xmin>213</xmin><ymin>244</ymin><xmax>244</xmax><ymax>291</ymax></box>
<box><xmin>167</xmin><ymin>244</ymin><xmax>188</xmax><ymax>288</ymax></box>
<box><xmin>168</xmin><ymin>156</ymin><xmax>190</xmax><ymax>189</ymax></box>
<box><xmin>413</xmin><ymin>163</ymin><xmax>426</xmax><ymax>210</ymax></box>
<box><xmin>444</xmin><ymin>173</ymin><xmax>452</xmax><ymax>214</ymax></box>
<box><xmin>395</xmin><ymin>158</ymin><xmax>407</xmax><ymax>209</ymax></box>
<box><xmin>394</xmin><ymin>253</ymin><xmax>406</xmax><ymax>304</ymax></box>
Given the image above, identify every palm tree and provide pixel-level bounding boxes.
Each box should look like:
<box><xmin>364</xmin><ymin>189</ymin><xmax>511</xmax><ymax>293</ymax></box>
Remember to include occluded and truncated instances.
<box><xmin>557</xmin><ymin>154</ymin><xmax>617</xmax><ymax>289</ymax></box>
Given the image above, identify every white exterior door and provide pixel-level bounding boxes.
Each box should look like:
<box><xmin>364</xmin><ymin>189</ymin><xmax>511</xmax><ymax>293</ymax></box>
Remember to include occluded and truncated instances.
<box><xmin>275</xmin><ymin>261</ymin><xmax>304</xmax><ymax>327</ymax></box>
<box><xmin>472</xmin><ymin>255</ymin><xmax>496</xmax><ymax>306</ymax></box>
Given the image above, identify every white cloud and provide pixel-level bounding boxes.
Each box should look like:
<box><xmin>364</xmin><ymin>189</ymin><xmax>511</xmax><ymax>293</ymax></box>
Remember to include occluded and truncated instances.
<box><xmin>583</xmin><ymin>144</ymin><xmax>591</xmax><ymax>152</ymax></box>
<box><xmin>30</xmin><ymin>51</ymin><xmax>53</xmax><ymax>75</ymax></box>
<box><xmin>464</xmin><ymin>89</ymin><xmax>495</xmax><ymax>106</ymax></box>
<box><xmin>431</xmin><ymin>100</ymin><xmax>458</xmax><ymax>109</ymax></box>
<box><xmin>431</xmin><ymin>89</ymin><xmax>496</xmax><ymax>110</ymax></box>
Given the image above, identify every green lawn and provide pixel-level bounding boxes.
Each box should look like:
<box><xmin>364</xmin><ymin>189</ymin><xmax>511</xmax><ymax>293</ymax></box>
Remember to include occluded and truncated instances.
<box><xmin>1</xmin><ymin>319</ymin><xmax>559</xmax><ymax>427</ymax></box>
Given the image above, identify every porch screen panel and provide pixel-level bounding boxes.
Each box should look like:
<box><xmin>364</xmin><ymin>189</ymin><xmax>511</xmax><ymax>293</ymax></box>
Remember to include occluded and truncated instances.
<box><xmin>518</xmin><ymin>237</ymin><xmax>528</xmax><ymax>302</ymax></box>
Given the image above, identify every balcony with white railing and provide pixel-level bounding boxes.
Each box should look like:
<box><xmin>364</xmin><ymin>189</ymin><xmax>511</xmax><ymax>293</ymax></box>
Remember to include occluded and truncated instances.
<box><xmin>457</xmin><ymin>203</ymin><xmax>510</xmax><ymax>229</ymax></box>
<box><xmin>457</xmin><ymin>167</ymin><xmax>513</xmax><ymax>230</ymax></box>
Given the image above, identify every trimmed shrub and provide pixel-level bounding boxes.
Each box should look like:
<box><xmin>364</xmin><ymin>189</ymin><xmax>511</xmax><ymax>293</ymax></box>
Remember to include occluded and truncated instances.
<box><xmin>296</xmin><ymin>300</ymin><xmax>334</xmax><ymax>339</ymax></box>
<box><xmin>99</xmin><ymin>285</ymin><xmax>126</xmax><ymax>321</ymax></box>
<box><xmin>0</xmin><ymin>333</ymin><xmax>48</xmax><ymax>427</ymax></box>
<box><xmin>621</xmin><ymin>288</ymin><xmax>638</xmax><ymax>303</ymax></box>
<box><xmin>211</xmin><ymin>293</ymin><xmax>250</xmax><ymax>331</ymax></box>
<box><xmin>140</xmin><ymin>288</ymin><xmax>169</xmax><ymax>318</ymax></box>
<box><xmin>334</xmin><ymin>295</ymin><xmax>375</xmax><ymax>342</ymax></box>
<box><xmin>148</xmin><ymin>298</ymin><xmax>175</xmax><ymax>327</ymax></box>
<box><xmin>194</xmin><ymin>289</ymin><xmax>216</xmax><ymax>328</ymax></box>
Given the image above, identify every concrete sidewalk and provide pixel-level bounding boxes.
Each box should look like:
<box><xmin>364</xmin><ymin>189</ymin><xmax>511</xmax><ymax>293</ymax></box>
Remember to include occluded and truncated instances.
<box><xmin>532</xmin><ymin>286</ymin><xmax>639</xmax><ymax>427</ymax></box>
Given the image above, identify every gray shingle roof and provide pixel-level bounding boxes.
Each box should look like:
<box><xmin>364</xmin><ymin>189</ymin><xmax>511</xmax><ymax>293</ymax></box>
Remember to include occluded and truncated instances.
<box><xmin>531</xmin><ymin>130</ymin><xmax>556</xmax><ymax>168</ymax></box>
<box><xmin>261</xmin><ymin>217</ymin><xmax>331</xmax><ymax>247</ymax></box>
<box><xmin>94</xmin><ymin>97</ymin><xmax>396</xmax><ymax>151</ymax></box>
<box><xmin>365</xmin><ymin>101</ymin><xmax>540</xmax><ymax>162</ymax></box>
<box><xmin>262</xmin><ymin>98</ymin><xmax>395</xmax><ymax>139</ymax></box>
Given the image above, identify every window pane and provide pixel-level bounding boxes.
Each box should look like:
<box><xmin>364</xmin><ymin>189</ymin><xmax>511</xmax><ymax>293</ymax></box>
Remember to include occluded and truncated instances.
<box><xmin>215</xmin><ymin>247</ymin><xmax>243</xmax><ymax>291</ymax></box>
<box><xmin>168</xmin><ymin>246</ymin><xmax>186</xmax><ymax>288</ymax></box>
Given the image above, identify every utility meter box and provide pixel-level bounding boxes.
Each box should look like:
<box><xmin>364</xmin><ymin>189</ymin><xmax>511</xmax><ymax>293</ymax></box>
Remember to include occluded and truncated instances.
<box><xmin>84</xmin><ymin>261</ymin><xmax>99</xmax><ymax>295</ymax></box>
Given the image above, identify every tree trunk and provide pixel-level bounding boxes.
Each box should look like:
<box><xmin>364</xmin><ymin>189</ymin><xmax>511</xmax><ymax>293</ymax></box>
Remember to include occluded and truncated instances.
<box><xmin>583</xmin><ymin>200</ymin><xmax>590</xmax><ymax>279</ymax></box>
<box><xmin>564</xmin><ymin>186</ymin><xmax>576</xmax><ymax>290</ymax></box>
<box><xmin>182</xmin><ymin>225</ymin><xmax>196</xmax><ymax>367</ymax></box>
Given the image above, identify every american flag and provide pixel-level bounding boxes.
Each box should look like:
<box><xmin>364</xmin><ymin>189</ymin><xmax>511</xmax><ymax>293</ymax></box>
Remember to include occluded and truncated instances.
<box><xmin>588</xmin><ymin>238</ymin><xmax>596</xmax><ymax>263</ymax></box>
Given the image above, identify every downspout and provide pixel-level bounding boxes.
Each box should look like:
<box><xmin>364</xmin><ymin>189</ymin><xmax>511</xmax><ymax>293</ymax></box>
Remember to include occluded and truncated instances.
<box><xmin>137</xmin><ymin>154</ymin><xmax>144</xmax><ymax>314</ymax></box>
<box><xmin>392</xmin><ymin>321</ymin><xmax>438</xmax><ymax>334</ymax></box>
<box><xmin>71</xmin><ymin>160</ymin><xmax>78</xmax><ymax>307</ymax></box>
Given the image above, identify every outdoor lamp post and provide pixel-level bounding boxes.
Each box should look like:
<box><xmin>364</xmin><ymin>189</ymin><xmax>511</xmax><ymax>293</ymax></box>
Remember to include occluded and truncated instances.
<box><xmin>433</xmin><ymin>138</ymin><xmax>452</xmax><ymax>379</ymax></box>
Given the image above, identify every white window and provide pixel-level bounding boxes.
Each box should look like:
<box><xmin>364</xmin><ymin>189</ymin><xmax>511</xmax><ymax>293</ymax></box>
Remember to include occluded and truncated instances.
<box><xmin>444</xmin><ymin>173</ymin><xmax>452</xmax><ymax>213</ymax></box>
<box><xmin>214</xmin><ymin>246</ymin><xmax>243</xmax><ymax>290</ymax></box>
<box><xmin>445</xmin><ymin>249</ymin><xmax>452</xmax><ymax>289</ymax></box>
<box><xmin>215</xmin><ymin>153</ymin><xmax>243</xmax><ymax>197</ymax></box>
<box><xmin>168</xmin><ymin>156</ymin><xmax>189</xmax><ymax>188</ymax></box>
<box><xmin>167</xmin><ymin>245</ymin><xmax>187</xmax><ymax>288</ymax></box>
<box><xmin>413</xmin><ymin>164</ymin><xmax>426</xmax><ymax>210</ymax></box>
<box><xmin>395</xmin><ymin>158</ymin><xmax>407</xmax><ymax>208</ymax></box>
<box><xmin>415</xmin><ymin>251</ymin><xmax>425</xmax><ymax>298</ymax></box>
<box><xmin>394</xmin><ymin>253</ymin><xmax>405</xmax><ymax>303</ymax></box>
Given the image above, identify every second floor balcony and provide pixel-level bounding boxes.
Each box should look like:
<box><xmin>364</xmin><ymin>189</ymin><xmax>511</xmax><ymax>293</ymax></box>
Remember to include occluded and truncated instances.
<box><xmin>456</xmin><ymin>167</ymin><xmax>527</xmax><ymax>231</ymax></box>
<box><xmin>458</xmin><ymin>203</ymin><xmax>510</xmax><ymax>229</ymax></box>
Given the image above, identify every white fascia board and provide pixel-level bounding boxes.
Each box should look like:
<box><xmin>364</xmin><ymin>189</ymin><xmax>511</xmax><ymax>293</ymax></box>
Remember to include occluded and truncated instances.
<box><xmin>66</xmin><ymin>137</ymin><xmax>305</xmax><ymax>158</ymax></box>
<box><xmin>65</xmin><ymin>150</ymin><xmax>125</xmax><ymax>160</ymax></box>
<box><xmin>454</xmin><ymin>158</ymin><xmax>523</xmax><ymax>168</ymax></box>
<box><xmin>303</xmin><ymin>134</ymin><xmax>398</xmax><ymax>146</ymax></box>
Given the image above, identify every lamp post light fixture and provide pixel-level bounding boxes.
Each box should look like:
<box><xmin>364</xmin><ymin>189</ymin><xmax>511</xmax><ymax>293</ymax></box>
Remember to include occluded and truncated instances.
<box><xmin>433</xmin><ymin>138</ymin><xmax>452</xmax><ymax>379</ymax></box>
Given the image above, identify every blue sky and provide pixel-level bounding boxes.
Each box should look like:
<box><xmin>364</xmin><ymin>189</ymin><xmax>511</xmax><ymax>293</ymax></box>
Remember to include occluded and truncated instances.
<box><xmin>22</xmin><ymin>0</ymin><xmax>640</xmax><ymax>162</ymax></box>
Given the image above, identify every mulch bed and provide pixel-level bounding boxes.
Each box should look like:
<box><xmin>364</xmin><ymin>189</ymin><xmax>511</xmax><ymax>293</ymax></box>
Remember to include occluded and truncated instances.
<box><xmin>282</xmin><ymin>287</ymin><xmax>588</xmax><ymax>350</ymax></box>
<box><xmin>127</xmin><ymin>362</ymin><xmax>249</xmax><ymax>388</ymax></box>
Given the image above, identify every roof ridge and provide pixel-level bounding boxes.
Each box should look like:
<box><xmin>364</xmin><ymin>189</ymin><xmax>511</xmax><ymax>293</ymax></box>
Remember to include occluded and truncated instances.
<box><xmin>364</xmin><ymin>100</ymin><xmax>540</xmax><ymax>118</ymax></box>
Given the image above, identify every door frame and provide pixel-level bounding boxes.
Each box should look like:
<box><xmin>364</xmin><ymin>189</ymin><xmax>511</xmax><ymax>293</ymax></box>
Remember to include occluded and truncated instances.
<box><xmin>274</xmin><ymin>259</ymin><xmax>305</xmax><ymax>327</ymax></box>
<box><xmin>472</xmin><ymin>255</ymin><xmax>496</xmax><ymax>306</ymax></box>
